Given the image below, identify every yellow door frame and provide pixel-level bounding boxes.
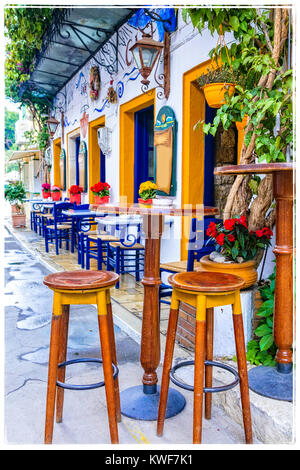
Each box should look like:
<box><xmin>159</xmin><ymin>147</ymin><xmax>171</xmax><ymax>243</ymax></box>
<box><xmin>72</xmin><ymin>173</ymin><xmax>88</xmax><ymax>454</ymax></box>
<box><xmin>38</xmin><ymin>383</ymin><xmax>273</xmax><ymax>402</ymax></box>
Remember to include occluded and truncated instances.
<box><xmin>88</xmin><ymin>115</ymin><xmax>105</xmax><ymax>203</ymax></box>
<box><xmin>119</xmin><ymin>90</ymin><xmax>155</xmax><ymax>203</ymax></box>
<box><xmin>52</xmin><ymin>137</ymin><xmax>61</xmax><ymax>187</ymax></box>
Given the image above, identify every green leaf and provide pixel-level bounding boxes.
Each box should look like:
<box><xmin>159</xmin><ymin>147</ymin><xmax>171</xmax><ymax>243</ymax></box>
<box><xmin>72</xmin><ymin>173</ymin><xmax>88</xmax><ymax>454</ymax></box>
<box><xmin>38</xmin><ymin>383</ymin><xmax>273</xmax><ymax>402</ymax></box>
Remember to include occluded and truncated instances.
<box><xmin>229</xmin><ymin>16</ymin><xmax>240</xmax><ymax>31</ymax></box>
<box><xmin>259</xmin><ymin>334</ymin><xmax>274</xmax><ymax>351</ymax></box>
<box><xmin>255</xmin><ymin>323</ymin><xmax>272</xmax><ymax>337</ymax></box>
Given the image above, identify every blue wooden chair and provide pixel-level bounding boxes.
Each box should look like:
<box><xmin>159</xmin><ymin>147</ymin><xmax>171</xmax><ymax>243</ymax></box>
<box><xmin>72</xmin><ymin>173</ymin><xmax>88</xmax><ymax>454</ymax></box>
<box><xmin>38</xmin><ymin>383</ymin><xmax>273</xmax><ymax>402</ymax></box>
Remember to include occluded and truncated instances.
<box><xmin>44</xmin><ymin>202</ymin><xmax>74</xmax><ymax>255</ymax></box>
<box><xmin>159</xmin><ymin>217</ymin><xmax>222</xmax><ymax>305</ymax></box>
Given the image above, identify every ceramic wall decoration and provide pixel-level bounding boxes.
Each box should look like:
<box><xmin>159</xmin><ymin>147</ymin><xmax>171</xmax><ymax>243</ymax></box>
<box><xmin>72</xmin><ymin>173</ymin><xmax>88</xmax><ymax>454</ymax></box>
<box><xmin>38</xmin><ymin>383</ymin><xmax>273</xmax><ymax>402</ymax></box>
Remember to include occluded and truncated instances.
<box><xmin>89</xmin><ymin>66</ymin><xmax>101</xmax><ymax>101</ymax></box>
<box><xmin>80</xmin><ymin>111</ymin><xmax>89</xmax><ymax>139</ymax></box>
<box><xmin>78</xmin><ymin>140</ymin><xmax>88</xmax><ymax>192</ymax></box>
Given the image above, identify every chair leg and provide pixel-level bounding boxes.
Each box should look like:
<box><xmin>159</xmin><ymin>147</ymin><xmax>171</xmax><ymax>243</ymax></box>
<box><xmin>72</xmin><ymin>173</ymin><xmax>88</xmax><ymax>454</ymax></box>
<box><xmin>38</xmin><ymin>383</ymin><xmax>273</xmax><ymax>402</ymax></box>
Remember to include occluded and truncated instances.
<box><xmin>157</xmin><ymin>295</ymin><xmax>180</xmax><ymax>436</ymax></box>
<box><xmin>135</xmin><ymin>251</ymin><xmax>140</xmax><ymax>282</ymax></box>
<box><xmin>56</xmin><ymin>305</ymin><xmax>70</xmax><ymax>423</ymax></box>
<box><xmin>106</xmin><ymin>292</ymin><xmax>121</xmax><ymax>422</ymax></box>
<box><xmin>193</xmin><ymin>295</ymin><xmax>207</xmax><ymax>444</ymax></box>
<box><xmin>115</xmin><ymin>247</ymin><xmax>120</xmax><ymax>289</ymax></box>
<box><xmin>97</xmin><ymin>291</ymin><xmax>119</xmax><ymax>444</ymax></box>
<box><xmin>97</xmin><ymin>239</ymin><xmax>103</xmax><ymax>271</ymax></box>
<box><xmin>232</xmin><ymin>292</ymin><xmax>253</xmax><ymax>444</ymax></box>
<box><xmin>86</xmin><ymin>237</ymin><xmax>90</xmax><ymax>270</ymax></box>
<box><xmin>44</xmin><ymin>297</ymin><xmax>62</xmax><ymax>444</ymax></box>
<box><xmin>205</xmin><ymin>307</ymin><xmax>214</xmax><ymax>419</ymax></box>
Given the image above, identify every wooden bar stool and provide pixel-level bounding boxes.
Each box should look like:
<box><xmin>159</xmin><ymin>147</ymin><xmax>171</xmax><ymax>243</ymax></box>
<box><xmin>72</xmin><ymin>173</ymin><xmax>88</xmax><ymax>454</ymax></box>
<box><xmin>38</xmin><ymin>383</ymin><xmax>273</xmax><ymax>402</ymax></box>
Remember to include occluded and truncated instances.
<box><xmin>157</xmin><ymin>271</ymin><xmax>253</xmax><ymax>444</ymax></box>
<box><xmin>43</xmin><ymin>270</ymin><xmax>121</xmax><ymax>444</ymax></box>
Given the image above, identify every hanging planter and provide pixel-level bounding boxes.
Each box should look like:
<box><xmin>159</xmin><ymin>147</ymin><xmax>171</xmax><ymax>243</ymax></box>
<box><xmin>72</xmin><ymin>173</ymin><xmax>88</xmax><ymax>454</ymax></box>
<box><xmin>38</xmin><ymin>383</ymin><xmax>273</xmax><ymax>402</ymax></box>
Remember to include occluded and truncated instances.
<box><xmin>202</xmin><ymin>82</ymin><xmax>235</xmax><ymax>109</ymax></box>
<box><xmin>196</xmin><ymin>26</ymin><xmax>236</xmax><ymax>109</ymax></box>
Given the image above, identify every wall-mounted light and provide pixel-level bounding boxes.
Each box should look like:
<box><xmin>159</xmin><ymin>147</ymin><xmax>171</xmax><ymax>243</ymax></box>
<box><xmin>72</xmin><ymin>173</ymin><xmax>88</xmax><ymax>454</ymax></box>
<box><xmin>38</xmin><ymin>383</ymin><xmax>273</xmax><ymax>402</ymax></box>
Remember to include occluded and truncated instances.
<box><xmin>46</xmin><ymin>115</ymin><xmax>60</xmax><ymax>139</ymax></box>
<box><xmin>126</xmin><ymin>10</ymin><xmax>172</xmax><ymax>99</ymax></box>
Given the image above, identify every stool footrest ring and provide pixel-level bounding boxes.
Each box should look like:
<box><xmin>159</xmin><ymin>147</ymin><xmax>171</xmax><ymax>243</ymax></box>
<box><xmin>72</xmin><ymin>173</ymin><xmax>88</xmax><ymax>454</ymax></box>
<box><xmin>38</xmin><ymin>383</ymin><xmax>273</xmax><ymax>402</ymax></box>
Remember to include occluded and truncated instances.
<box><xmin>56</xmin><ymin>358</ymin><xmax>119</xmax><ymax>391</ymax></box>
<box><xmin>169</xmin><ymin>360</ymin><xmax>240</xmax><ymax>393</ymax></box>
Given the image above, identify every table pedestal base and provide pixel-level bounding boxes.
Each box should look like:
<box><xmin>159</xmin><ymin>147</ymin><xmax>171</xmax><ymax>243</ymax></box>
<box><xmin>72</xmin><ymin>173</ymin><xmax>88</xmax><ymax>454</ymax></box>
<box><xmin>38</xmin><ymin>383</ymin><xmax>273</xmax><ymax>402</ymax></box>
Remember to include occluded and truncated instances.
<box><xmin>248</xmin><ymin>365</ymin><xmax>293</xmax><ymax>402</ymax></box>
<box><xmin>120</xmin><ymin>385</ymin><xmax>186</xmax><ymax>420</ymax></box>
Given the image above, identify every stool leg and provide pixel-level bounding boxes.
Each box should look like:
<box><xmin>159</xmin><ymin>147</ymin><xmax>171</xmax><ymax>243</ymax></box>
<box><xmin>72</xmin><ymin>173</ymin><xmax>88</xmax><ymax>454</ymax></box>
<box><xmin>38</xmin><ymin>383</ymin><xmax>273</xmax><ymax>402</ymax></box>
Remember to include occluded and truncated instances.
<box><xmin>97</xmin><ymin>291</ymin><xmax>119</xmax><ymax>444</ymax></box>
<box><xmin>193</xmin><ymin>295</ymin><xmax>207</xmax><ymax>444</ymax></box>
<box><xmin>106</xmin><ymin>291</ymin><xmax>121</xmax><ymax>422</ymax></box>
<box><xmin>232</xmin><ymin>291</ymin><xmax>253</xmax><ymax>444</ymax></box>
<box><xmin>157</xmin><ymin>294</ymin><xmax>179</xmax><ymax>437</ymax></box>
<box><xmin>56</xmin><ymin>304</ymin><xmax>70</xmax><ymax>423</ymax></box>
<box><xmin>44</xmin><ymin>293</ymin><xmax>62</xmax><ymax>444</ymax></box>
<box><xmin>205</xmin><ymin>307</ymin><xmax>214</xmax><ymax>419</ymax></box>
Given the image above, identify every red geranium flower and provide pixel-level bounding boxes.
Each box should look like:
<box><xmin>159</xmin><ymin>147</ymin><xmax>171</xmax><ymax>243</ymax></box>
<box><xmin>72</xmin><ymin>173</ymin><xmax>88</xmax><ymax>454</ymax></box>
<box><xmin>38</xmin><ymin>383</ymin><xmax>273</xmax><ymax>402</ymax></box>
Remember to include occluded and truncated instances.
<box><xmin>69</xmin><ymin>185</ymin><xmax>84</xmax><ymax>195</ymax></box>
<box><xmin>206</xmin><ymin>221</ymin><xmax>217</xmax><ymax>238</ymax></box>
<box><xmin>224</xmin><ymin>218</ymin><xmax>236</xmax><ymax>231</ymax></box>
<box><xmin>237</xmin><ymin>215</ymin><xmax>248</xmax><ymax>228</ymax></box>
<box><xmin>216</xmin><ymin>233</ymin><xmax>225</xmax><ymax>246</ymax></box>
<box><xmin>227</xmin><ymin>234</ymin><xmax>235</xmax><ymax>242</ymax></box>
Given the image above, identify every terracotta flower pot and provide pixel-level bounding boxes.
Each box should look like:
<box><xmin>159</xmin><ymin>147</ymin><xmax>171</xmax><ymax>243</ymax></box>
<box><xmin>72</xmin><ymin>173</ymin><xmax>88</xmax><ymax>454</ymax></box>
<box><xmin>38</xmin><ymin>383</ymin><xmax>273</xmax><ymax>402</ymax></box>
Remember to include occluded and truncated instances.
<box><xmin>138</xmin><ymin>198</ymin><xmax>153</xmax><ymax>208</ymax></box>
<box><xmin>70</xmin><ymin>193</ymin><xmax>81</xmax><ymax>204</ymax></box>
<box><xmin>51</xmin><ymin>191</ymin><xmax>61</xmax><ymax>201</ymax></box>
<box><xmin>199</xmin><ymin>255</ymin><xmax>257</xmax><ymax>289</ymax></box>
<box><xmin>12</xmin><ymin>213</ymin><xmax>26</xmax><ymax>228</ymax></box>
<box><xmin>42</xmin><ymin>190</ymin><xmax>51</xmax><ymax>199</ymax></box>
<box><xmin>236</xmin><ymin>114</ymin><xmax>248</xmax><ymax>131</ymax></box>
<box><xmin>94</xmin><ymin>195</ymin><xmax>110</xmax><ymax>204</ymax></box>
<box><xmin>202</xmin><ymin>82</ymin><xmax>235</xmax><ymax>109</ymax></box>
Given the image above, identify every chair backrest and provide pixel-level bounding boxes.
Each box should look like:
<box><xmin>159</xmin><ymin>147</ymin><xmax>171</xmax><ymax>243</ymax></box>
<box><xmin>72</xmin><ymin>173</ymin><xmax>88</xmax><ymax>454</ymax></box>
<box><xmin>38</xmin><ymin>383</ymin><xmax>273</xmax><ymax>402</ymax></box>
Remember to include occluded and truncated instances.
<box><xmin>53</xmin><ymin>202</ymin><xmax>74</xmax><ymax>225</ymax></box>
<box><xmin>73</xmin><ymin>204</ymin><xmax>90</xmax><ymax>210</ymax></box>
<box><xmin>187</xmin><ymin>217</ymin><xmax>222</xmax><ymax>271</ymax></box>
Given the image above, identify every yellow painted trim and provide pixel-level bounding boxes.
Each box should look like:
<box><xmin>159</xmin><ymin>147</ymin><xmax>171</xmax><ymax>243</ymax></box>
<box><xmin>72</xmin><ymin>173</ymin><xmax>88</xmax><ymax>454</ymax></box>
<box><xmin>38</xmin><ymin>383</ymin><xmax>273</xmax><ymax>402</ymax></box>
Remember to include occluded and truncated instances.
<box><xmin>119</xmin><ymin>90</ymin><xmax>155</xmax><ymax>203</ymax></box>
<box><xmin>88</xmin><ymin>115</ymin><xmax>105</xmax><ymax>203</ymax></box>
<box><xmin>53</xmin><ymin>137</ymin><xmax>61</xmax><ymax>187</ymax></box>
<box><xmin>66</xmin><ymin>127</ymin><xmax>80</xmax><ymax>193</ymax></box>
<box><xmin>237</xmin><ymin>129</ymin><xmax>244</xmax><ymax>164</ymax></box>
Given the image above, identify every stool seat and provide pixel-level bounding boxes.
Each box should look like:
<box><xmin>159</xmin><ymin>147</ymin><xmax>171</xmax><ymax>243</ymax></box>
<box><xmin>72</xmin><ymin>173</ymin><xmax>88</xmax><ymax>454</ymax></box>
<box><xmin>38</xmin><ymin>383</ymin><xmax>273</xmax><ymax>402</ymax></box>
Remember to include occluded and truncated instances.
<box><xmin>169</xmin><ymin>271</ymin><xmax>245</xmax><ymax>293</ymax></box>
<box><xmin>43</xmin><ymin>270</ymin><xmax>119</xmax><ymax>290</ymax></box>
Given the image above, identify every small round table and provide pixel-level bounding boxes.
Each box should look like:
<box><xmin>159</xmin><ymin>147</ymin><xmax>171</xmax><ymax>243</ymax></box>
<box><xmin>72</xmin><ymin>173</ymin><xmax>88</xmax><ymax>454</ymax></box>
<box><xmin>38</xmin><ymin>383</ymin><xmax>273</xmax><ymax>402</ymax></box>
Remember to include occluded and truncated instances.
<box><xmin>90</xmin><ymin>202</ymin><xmax>218</xmax><ymax>419</ymax></box>
<box><xmin>214</xmin><ymin>163</ymin><xmax>294</xmax><ymax>401</ymax></box>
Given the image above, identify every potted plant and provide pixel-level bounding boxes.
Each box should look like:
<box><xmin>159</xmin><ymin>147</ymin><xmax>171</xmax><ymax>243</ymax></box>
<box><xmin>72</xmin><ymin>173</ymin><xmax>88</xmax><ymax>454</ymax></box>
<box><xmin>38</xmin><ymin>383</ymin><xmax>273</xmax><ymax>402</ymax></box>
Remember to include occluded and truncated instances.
<box><xmin>200</xmin><ymin>216</ymin><xmax>273</xmax><ymax>289</ymax></box>
<box><xmin>4</xmin><ymin>181</ymin><xmax>27</xmax><ymax>227</ymax></box>
<box><xmin>51</xmin><ymin>185</ymin><xmax>61</xmax><ymax>201</ymax></box>
<box><xmin>42</xmin><ymin>183</ymin><xmax>51</xmax><ymax>199</ymax></box>
<box><xmin>138</xmin><ymin>181</ymin><xmax>158</xmax><ymax>206</ymax></box>
<box><xmin>196</xmin><ymin>66</ymin><xmax>236</xmax><ymax>108</ymax></box>
<box><xmin>69</xmin><ymin>185</ymin><xmax>84</xmax><ymax>204</ymax></box>
<box><xmin>90</xmin><ymin>181</ymin><xmax>110</xmax><ymax>204</ymax></box>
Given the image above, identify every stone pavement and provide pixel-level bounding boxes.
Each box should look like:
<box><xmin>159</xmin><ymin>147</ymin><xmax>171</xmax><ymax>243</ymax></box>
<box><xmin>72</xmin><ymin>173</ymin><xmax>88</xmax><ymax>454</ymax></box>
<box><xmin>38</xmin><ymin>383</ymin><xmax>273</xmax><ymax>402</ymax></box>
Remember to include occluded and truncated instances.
<box><xmin>3</xmin><ymin>211</ymin><xmax>296</xmax><ymax>447</ymax></box>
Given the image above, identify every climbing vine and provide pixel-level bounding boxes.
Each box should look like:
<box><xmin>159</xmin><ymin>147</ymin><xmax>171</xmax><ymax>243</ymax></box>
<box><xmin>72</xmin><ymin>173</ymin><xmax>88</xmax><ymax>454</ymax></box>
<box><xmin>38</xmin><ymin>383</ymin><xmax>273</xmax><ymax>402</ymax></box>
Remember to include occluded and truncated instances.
<box><xmin>182</xmin><ymin>8</ymin><xmax>292</xmax><ymax>239</ymax></box>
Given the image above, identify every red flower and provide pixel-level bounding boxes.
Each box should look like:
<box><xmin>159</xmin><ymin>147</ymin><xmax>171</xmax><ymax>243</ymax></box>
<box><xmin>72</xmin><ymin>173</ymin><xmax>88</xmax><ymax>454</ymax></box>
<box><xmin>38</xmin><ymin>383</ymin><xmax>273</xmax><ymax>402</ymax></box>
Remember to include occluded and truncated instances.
<box><xmin>255</xmin><ymin>229</ymin><xmax>264</xmax><ymax>238</ymax></box>
<box><xmin>206</xmin><ymin>221</ymin><xmax>217</xmax><ymax>238</ymax></box>
<box><xmin>227</xmin><ymin>234</ymin><xmax>235</xmax><ymax>242</ymax></box>
<box><xmin>216</xmin><ymin>233</ymin><xmax>225</xmax><ymax>246</ymax></box>
<box><xmin>90</xmin><ymin>181</ymin><xmax>110</xmax><ymax>196</ymax></box>
<box><xmin>224</xmin><ymin>218</ymin><xmax>236</xmax><ymax>231</ymax></box>
<box><xmin>69</xmin><ymin>185</ymin><xmax>83</xmax><ymax>195</ymax></box>
<box><xmin>237</xmin><ymin>215</ymin><xmax>248</xmax><ymax>228</ymax></box>
<box><xmin>256</xmin><ymin>227</ymin><xmax>273</xmax><ymax>239</ymax></box>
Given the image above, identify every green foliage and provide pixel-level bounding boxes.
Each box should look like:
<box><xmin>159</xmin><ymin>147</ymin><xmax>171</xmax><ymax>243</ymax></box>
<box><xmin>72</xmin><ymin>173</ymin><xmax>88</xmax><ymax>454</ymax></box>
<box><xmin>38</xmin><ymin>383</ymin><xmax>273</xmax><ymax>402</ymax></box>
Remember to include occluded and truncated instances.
<box><xmin>5</xmin><ymin>107</ymin><xmax>19</xmax><ymax>149</ymax></box>
<box><xmin>5</xmin><ymin>7</ymin><xmax>53</xmax><ymax>116</ymax></box>
<box><xmin>196</xmin><ymin>66</ymin><xmax>239</xmax><ymax>88</ymax></box>
<box><xmin>246</xmin><ymin>267</ymin><xmax>276</xmax><ymax>366</ymax></box>
<box><xmin>24</xmin><ymin>121</ymin><xmax>50</xmax><ymax>151</ymax></box>
<box><xmin>183</xmin><ymin>8</ymin><xmax>292</xmax><ymax>163</ymax></box>
<box><xmin>4</xmin><ymin>181</ymin><xmax>26</xmax><ymax>208</ymax></box>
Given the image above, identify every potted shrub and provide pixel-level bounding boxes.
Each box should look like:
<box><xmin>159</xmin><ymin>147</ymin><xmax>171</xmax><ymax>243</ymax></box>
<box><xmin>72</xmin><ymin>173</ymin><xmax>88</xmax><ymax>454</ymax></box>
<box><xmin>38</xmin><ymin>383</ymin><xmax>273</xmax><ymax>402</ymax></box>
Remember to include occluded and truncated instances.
<box><xmin>138</xmin><ymin>181</ymin><xmax>158</xmax><ymax>206</ymax></box>
<box><xmin>69</xmin><ymin>185</ymin><xmax>84</xmax><ymax>204</ymax></box>
<box><xmin>196</xmin><ymin>66</ymin><xmax>236</xmax><ymax>108</ymax></box>
<box><xmin>90</xmin><ymin>181</ymin><xmax>110</xmax><ymax>204</ymax></box>
<box><xmin>42</xmin><ymin>183</ymin><xmax>51</xmax><ymax>199</ymax></box>
<box><xmin>51</xmin><ymin>185</ymin><xmax>61</xmax><ymax>201</ymax></box>
<box><xmin>4</xmin><ymin>181</ymin><xmax>26</xmax><ymax>227</ymax></box>
<box><xmin>200</xmin><ymin>216</ymin><xmax>273</xmax><ymax>289</ymax></box>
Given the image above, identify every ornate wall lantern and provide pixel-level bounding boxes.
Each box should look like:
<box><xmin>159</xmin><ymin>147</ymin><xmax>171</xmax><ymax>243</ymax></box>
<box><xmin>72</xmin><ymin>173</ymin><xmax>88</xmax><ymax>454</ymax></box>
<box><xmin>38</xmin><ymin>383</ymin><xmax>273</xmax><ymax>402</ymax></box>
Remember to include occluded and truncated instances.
<box><xmin>127</xmin><ymin>10</ymin><xmax>172</xmax><ymax>99</ymax></box>
<box><xmin>46</xmin><ymin>115</ymin><xmax>60</xmax><ymax>139</ymax></box>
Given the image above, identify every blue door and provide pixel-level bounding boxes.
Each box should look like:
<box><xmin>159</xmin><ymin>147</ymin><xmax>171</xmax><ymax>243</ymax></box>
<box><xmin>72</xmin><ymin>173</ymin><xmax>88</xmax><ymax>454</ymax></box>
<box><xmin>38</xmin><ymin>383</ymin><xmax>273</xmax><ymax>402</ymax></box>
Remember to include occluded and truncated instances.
<box><xmin>100</xmin><ymin>148</ymin><xmax>106</xmax><ymax>183</ymax></box>
<box><xmin>204</xmin><ymin>102</ymin><xmax>216</xmax><ymax>207</ymax></box>
<box><xmin>134</xmin><ymin>105</ymin><xmax>154</xmax><ymax>202</ymax></box>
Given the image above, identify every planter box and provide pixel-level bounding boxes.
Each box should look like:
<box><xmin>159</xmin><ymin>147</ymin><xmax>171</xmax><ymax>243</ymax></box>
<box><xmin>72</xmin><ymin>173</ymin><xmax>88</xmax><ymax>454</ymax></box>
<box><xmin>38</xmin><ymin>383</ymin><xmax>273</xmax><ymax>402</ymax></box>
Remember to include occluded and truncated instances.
<box><xmin>94</xmin><ymin>195</ymin><xmax>109</xmax><ymax>204</ymax></box>
<box><xmin>12</xmin><ymin>214</ymin><xmax>26</xmax><ymax>228</ymax></box>
<box><xmin>70</xmin><ymin>194</ymin><xmax>81</xmax><ymax>204</ymax></box>
<box><xmin>51</xmin><ymin>191</ymin><xmax>61</xmax><ymax>201</ymax></box>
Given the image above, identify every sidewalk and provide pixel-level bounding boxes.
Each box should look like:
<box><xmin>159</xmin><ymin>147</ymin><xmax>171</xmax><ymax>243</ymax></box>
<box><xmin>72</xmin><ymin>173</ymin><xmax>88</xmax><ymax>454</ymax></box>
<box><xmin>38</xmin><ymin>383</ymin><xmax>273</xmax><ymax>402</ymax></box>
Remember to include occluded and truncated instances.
<box><xmin>4</xmin><ymin>211</ymin><xmax>295</xmax><ymax>446</ymax></box>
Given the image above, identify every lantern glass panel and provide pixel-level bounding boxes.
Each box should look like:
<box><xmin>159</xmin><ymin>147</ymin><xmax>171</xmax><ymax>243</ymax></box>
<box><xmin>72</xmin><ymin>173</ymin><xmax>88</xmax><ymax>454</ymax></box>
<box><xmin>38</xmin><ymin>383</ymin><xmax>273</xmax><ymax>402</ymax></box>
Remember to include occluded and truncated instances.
<box><xmin>132</xmin><ymin>47</ymin><xmax>142</xmax><ymax>69</ymax></box>
<box><xmin>141</xmin><ymin>47</ymin><xmax>159</xmax><ymax>68</ymax></box>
